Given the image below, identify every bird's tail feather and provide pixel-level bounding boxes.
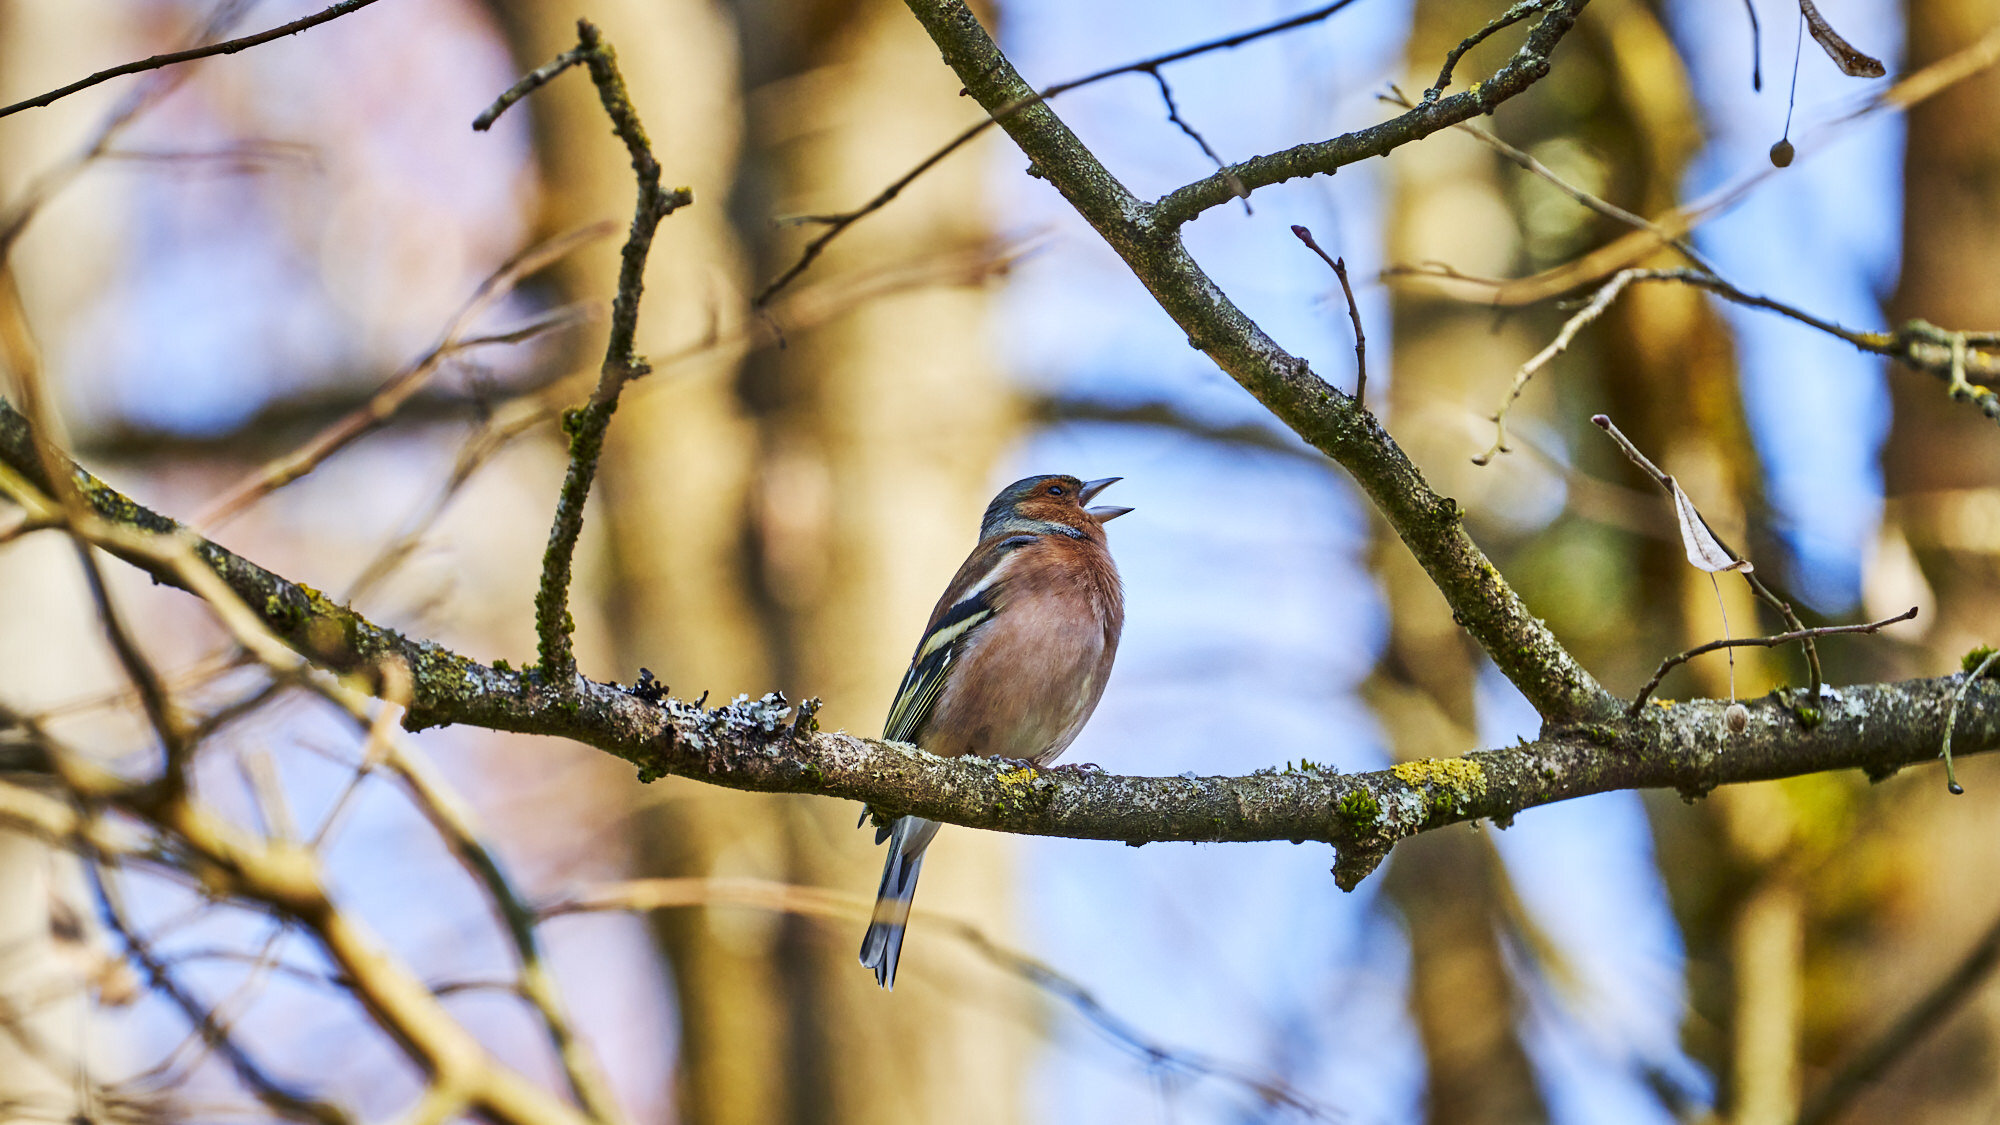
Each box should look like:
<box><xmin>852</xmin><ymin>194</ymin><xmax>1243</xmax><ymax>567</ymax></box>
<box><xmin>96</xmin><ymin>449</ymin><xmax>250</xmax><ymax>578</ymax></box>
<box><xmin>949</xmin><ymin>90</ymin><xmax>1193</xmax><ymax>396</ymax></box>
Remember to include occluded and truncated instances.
<box><xmin>858</xmin><ymin>815</ymin><xmax>937</xmax><ymax>990</ymax></box>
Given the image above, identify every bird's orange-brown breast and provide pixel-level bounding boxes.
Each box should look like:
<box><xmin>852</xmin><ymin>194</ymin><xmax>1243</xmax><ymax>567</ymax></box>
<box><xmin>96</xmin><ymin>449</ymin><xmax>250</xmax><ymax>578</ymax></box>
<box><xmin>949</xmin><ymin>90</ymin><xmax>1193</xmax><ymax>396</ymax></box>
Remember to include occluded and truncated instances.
<box><xmin>917</xmin><ymin>532</ymin><xmax>1123</xmax><ymax>763</ymax></box>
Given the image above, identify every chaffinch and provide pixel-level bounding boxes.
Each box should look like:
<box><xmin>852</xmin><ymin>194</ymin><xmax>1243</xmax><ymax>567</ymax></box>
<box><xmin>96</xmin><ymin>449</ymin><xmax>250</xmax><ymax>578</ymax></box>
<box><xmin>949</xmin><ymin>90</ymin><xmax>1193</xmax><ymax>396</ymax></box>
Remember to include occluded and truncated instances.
<box><xmin>858</xmin><ymin>474</ymin><xmax>1131</xmax><ymax>990</ymax></box>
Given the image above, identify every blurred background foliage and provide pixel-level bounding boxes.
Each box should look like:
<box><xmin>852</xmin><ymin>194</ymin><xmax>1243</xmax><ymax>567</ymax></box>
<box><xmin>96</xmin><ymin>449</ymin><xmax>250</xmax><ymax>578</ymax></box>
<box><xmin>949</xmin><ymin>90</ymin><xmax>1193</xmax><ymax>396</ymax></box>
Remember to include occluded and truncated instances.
<box><xmin>1</xmin><ymin>0</ymin><xmax>1998</xmax><ymax>1122</ymax></box>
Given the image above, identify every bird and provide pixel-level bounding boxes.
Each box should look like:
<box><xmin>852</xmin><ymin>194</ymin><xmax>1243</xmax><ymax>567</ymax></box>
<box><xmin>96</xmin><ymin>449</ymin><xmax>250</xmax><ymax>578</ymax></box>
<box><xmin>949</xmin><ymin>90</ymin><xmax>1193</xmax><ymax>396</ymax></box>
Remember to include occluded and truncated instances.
<box><xmin>858</xmin><ymin>474</ymin><xmax>1131</xmax><ymax>990</ymax></box>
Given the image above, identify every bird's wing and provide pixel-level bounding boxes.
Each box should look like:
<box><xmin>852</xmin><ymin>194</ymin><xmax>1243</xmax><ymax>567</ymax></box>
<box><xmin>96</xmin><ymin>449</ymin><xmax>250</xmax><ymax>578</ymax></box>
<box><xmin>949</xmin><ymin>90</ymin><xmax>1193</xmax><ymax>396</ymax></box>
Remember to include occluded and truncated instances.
<box><xmin>880</xmin><ymin>535</ymin><xmax>1032</xmax><ymax>743</ymax></box>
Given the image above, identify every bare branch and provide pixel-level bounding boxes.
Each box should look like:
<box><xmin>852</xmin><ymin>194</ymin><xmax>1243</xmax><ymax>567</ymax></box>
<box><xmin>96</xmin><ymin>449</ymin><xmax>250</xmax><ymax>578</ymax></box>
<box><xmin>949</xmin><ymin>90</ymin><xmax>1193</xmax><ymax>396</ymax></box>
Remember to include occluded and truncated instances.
<box><xmin>544</xmin><ymin>877</ymin><xmax>1335</xmax><ymax>1119</ymax></box>
<box><xmin>1593</xmin><ymin>414</ymin><xmax>1825</xmax><ymax>697</ymax></box>
<box><xmin>4</xmin><ymin>395</ymin><xmax>1997</xmax><ymax>891</ymax></box>
<box><xmin>750</xmin><ymin>0</ymin><xmax>1367</xmax><ymax>304</ymax></box>
<box><xmin>1629</xmin><ymin>609</ymin><xmax>1919</xmax><ymax>715</ymax></box>
<box><xmin>1423</xmin><ymin>0</ymin><xmax>1555</xmax><ymax>102</ymax></box>
<box><xmin>1154</xmin><ymin>0</ymin><xmax>1590</xmax><ymax>224</ymax></box>
<box><xmin>500</xmin><ymin>21</ymin><xmax>694</xmax><ymax>681</ymax></box>
<box><xmin>904</xmin><ymin>0</ymin><xmax>1616</xmax><ymax>725</ymax></box>
<box><xmin>0</xmin><ymin>0</ymin><xmax>387</xmax><ymax>120</ymax></box>
<box><xmin>1290</xmin><ymin>225</ymin><xmax>1367</xmax><ymax>406</ymax></box>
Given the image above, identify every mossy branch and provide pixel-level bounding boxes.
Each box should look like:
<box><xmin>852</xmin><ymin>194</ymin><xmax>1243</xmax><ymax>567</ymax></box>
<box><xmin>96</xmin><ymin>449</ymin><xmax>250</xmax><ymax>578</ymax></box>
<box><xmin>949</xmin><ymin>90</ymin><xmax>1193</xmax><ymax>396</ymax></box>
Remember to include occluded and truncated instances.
<box><xmin>4</xmin><ymin>394</ymin><xmax>1994</xmax><ymax>890</ymax></box>
<box><xmin>475</xmin><ymin>20</ymin><xmax>694</xmax><ymax>682</ymax></box>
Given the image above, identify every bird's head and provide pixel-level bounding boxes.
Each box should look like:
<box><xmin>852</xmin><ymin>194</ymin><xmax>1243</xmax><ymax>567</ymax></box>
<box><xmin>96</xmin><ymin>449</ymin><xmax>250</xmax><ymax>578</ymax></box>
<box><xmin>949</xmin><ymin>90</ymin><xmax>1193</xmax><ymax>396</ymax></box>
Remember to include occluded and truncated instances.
<box><xmin>979</xmin><ymin>475</ymin><xmax>1132</xmax><ymax>541</ymax></box>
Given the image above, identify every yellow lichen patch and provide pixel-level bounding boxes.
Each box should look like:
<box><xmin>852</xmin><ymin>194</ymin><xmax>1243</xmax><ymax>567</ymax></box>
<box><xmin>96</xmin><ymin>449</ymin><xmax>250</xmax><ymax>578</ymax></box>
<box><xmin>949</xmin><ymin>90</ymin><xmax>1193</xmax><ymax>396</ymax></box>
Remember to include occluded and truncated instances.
<box><xmin>1391</xmin><ymin>756</ymin><xmax>1488</xmax><ymax>799</ymax></box>
<box><xmin>997</xmin><ymin>767</ymin><xmax>1037</xmax><ymax>787</ymax></box>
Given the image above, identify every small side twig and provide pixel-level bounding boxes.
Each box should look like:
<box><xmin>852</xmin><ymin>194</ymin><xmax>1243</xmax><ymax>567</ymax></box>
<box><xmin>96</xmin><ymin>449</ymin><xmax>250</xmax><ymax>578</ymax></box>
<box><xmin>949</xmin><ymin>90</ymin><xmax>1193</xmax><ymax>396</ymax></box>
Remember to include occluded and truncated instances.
<box><xmin>1145</xmin><ymin>69</ymin><xmax>1247</xmax><ymax>213</ymax></box>
<box><xmin>306</xmin><ymin>674</ymin><xmax>628</xmax><ymax>1125</ymax></box>
<box><xmin>194</xmin><ymin>223</ymin><xmax>613</xmax><ymax>529</ymax></box>
<box><xmin>1290</xmin><ymin>225</ymin><xmax>1368</xmax><ymax>406</ymax></box>
<box><xmin>0</xmin><ymin>0</ymin><xmax>386</xmax><ymax>120</ymax></box>
<box><xmin>750</xmin><ymin>0</ymin><xmax>1367</xmax><ymax>305</ymax></box>
<box><xmin>1476</xmin><ymin>269</ymin><xmax>1640</xmax><ymax>465</ymax></box>
<box><xmin>488</xmin><ymin>21</ymin><xmax>695</xmax><ymax>681</ymax></box>
<box><xmin>1627</xmin><ymin>608</ymin><xmax>1918</xmax><ymax>715</ymax></box>
<box><xmin>472</xmin><ymin>49</ymin><xmax>587</xmax><ymax>131</ymax></box>
<box><xmin>1942</xmin><ymin>649</ymin><xmax>1998</xmax><ymax>795</ymax></box>
<box><xmin>86</xmin><ymin>864</ymin><xmax>353</xmax><ymax>1125</ymax></box>
<box><xmin>1593</xmin><ymin>414</ymin><xmax>1825</xmax><ymax>699</ymax></box>
<box><xmin>1424</xmin><ymin>0</ymin><xmax>1553</xmax><ymax>102</ymax></box>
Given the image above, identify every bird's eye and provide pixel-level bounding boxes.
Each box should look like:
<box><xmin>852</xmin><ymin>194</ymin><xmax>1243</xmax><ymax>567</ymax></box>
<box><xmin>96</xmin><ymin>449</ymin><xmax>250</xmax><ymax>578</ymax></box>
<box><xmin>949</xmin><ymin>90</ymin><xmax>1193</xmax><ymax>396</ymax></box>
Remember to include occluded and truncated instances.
<box><xmin>1046</xmin><ymin>484</ymin><xmax>1065</xmax><ymax>497</ymax></box>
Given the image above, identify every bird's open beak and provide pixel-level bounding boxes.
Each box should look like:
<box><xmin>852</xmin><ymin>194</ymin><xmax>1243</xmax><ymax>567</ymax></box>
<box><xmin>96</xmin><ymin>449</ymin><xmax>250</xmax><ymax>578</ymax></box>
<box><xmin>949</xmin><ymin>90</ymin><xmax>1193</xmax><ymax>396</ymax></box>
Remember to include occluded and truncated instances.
<box><xmin>1079</xmin><ymin>477</ymin><xmax>1133</xmax><ymax>522</ymax></box>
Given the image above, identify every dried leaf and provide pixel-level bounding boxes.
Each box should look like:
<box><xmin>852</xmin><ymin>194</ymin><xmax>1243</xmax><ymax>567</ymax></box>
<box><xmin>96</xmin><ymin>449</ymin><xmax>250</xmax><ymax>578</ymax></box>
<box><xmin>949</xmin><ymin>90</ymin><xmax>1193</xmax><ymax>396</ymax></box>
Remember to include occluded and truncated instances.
<box><xmin>1671</xmin><ymin>479</ymin><xmax>1753</xmax><ymax>574</ymax></box>
<box><xmin>1799</xmin><ymin>0</ymin><xmax>1887</xmax><ymax>78</ymax></box>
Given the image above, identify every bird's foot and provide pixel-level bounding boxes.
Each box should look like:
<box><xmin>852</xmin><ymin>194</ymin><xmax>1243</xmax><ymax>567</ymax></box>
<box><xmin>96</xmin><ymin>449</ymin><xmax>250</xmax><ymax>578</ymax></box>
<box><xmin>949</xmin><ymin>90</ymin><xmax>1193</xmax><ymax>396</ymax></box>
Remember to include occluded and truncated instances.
<box><xmin>1050</xmin><ymin>761</ymin><xmax>1106</xmax><ymax>776</ymax></box>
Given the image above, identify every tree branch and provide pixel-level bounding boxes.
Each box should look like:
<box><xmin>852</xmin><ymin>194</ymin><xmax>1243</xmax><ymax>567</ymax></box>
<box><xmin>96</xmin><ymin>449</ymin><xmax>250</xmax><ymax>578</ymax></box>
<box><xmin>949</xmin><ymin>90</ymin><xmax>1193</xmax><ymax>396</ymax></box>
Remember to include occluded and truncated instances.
<box><xmin>0</xmin><ymin>0</ymin><xmax>387</xmax><ymax>120</ymax></box>
<box><xmin>901</xmin><ymin>0</ymin><xmax>1616</xmax><ymax>725</ymax></box>
<box><xmin>473</xmin><ymin>21</ymin><xmax>694</xmax><ymax>680</ymax></box>
<box><xmin>1629</xmin><ymin>609</ymin><xmax>1919</xmax><ymax>715</ymax></box>
<box><xmin>1153</xmin><ymin>0</ymin><xmax>1589</xmax><ymax>225</ymax></box>
<box><xmin>4</xmin><ymin>393</ymin><xmax>1995</xmax><ymax>891</ymax></box>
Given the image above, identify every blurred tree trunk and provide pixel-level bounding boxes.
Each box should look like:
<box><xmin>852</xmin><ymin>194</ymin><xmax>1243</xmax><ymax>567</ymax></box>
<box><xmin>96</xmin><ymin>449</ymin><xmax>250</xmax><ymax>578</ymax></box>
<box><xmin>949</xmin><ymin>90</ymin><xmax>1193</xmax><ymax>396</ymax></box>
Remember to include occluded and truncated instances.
<box><xmin>1378</xmin><ymin>0</ymin><xmax>1558</xmax><ymax>1120</ymax></box>
<box><xmin>1788</xmin><ymin>0</ymin><xmax>2000</xmax><ymax>1120</ymax></box>
<box><xmin>1541</xmin><ymin>5</ymin><xmax>1814</xmax><ymax>1122</ymax></box>
<box><xmin>486</xmin><ymin>2</ymin><xmax>1024</xmax><ymax>1122</ymax></box>
<box><xmin>0</xmin><ymin>2</ymin><xmax>138</xmax><ymax>1119</ymax></box>
<box><xmin>1385</xmin><ymin>0</ymin><xmax>1812</xmax><ymax>1118</ymax></box>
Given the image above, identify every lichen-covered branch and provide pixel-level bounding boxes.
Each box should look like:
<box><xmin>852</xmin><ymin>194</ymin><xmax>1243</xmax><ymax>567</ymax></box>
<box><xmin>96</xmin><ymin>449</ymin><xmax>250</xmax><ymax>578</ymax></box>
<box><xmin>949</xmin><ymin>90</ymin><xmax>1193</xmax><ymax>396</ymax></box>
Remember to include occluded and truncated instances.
<box><xmin>4</xmin><ymin>393</ymin><xmax>1994</xmax><ymax>891</ymax></box>
<box><xmin>475</xmin><ymin>21</ymin><xmax>694</xmax><ymax>680</ymax></box>
<box><xmin>900</xmin><ymin>0</ymin><xmax>1614</xmax><ymax>725</ymax></box>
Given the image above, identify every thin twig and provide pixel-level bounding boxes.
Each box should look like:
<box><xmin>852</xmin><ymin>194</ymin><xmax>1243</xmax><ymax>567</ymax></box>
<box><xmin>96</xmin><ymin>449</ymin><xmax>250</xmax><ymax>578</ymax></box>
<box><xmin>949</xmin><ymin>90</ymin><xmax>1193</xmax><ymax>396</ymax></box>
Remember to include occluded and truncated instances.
<box><xmin>1424</xmin><ymin>0</ymin><xmax>1553</xmax><ymax>101</ymax></box>
<box><xmin>514</xmin><ymin>21</ymin><xmax>694</xmax><ymax>681</ymax></box>
<box><xmin>1942</xmin><ymin>650</ymin><xmax>1998</xmax><ymax>795</ymax></box>
<box><xmin>542</xmin><ymin>877</ymin><xmax>1337</xmax><ymax>1120</ymax></box>
<box><xmin>85</xmin><ymin>865</ymin><xmax>352</xmax><ymax>1125</ymax></box>
<box><xmin>1797</xmin><ymin>905</ymin><xmax>2000</xmax><ymax>1125</ymax></box>
<box><xmin>195</xmin><ymin>223</ymin><xmax>615</xmax><ymax>529</ymax></box>
<box><xmin>472</xmin><ymin>50</ymin><xmax>588</xmax><ymax>131</ymax></box>
<box><xmin>1474</xmin><ymin>269</ymin><xmax>1640</xmax><ymax>465</ymax></box>
<box><xmin>1592</xmin><ymin>414</ymin><xmax>1824</xmax><ymax>698</ymax></box>
<box><xmin>0</xmin><ymin>0</ymin><xmax>386</xmax><ymax>119</ymax></box>
<box><xmin>1146</xmin><ymin>70</ymin><xmax>1248</xmax><ymax>212</ymax></box>
<box><xmin>305</xmin><ymin>673</ymin><xmax>628</xmax><ymax>1125</ymax></box>
<box><xmin>1290</xmin><ymin>225</ymin><xmax>1367</xmax><ymax>406</ymax></box>
<box><xmin>1627</xmin><ymin>608</ymin><xmax>1917</xmax><ymax>714</ymax></box>
<box><xmin>751</xmin><ymin>0</ymin><xmax>1368</xmax><ymax>305</ymax></box>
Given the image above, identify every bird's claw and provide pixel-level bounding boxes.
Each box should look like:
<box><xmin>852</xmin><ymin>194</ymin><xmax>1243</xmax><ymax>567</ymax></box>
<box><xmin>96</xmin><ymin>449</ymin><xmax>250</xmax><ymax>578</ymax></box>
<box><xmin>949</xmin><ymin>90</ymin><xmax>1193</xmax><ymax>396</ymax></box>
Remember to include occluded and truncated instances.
<box><xmin>1050</xmin><ymin>761</ymin><xmax>1105</xmax><ymax>775</ymax></box>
